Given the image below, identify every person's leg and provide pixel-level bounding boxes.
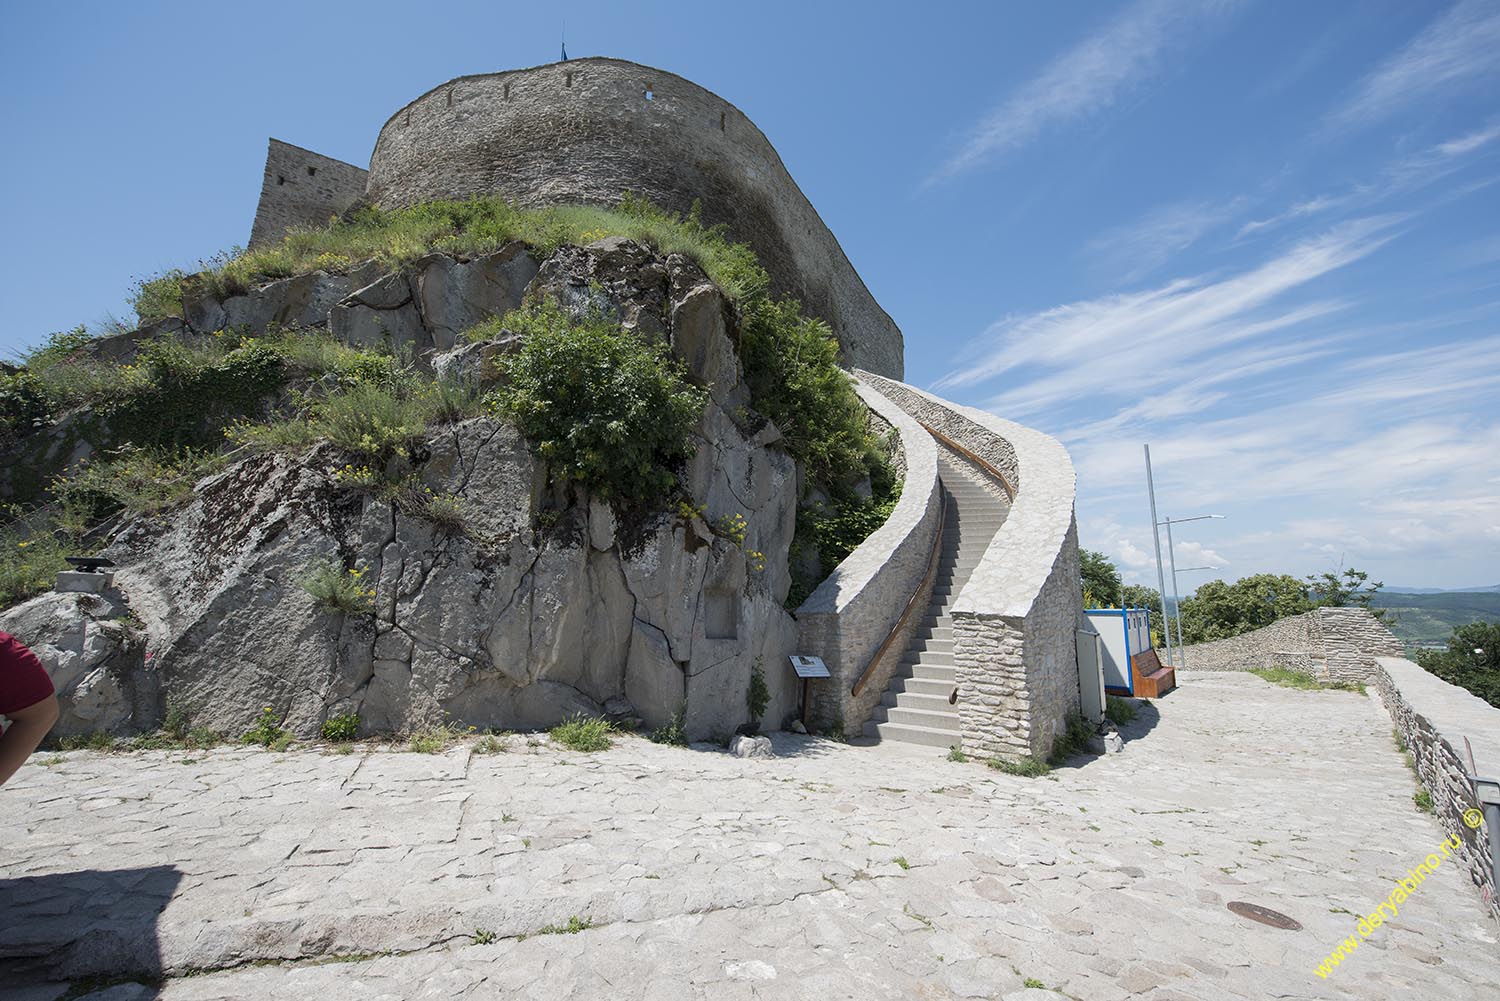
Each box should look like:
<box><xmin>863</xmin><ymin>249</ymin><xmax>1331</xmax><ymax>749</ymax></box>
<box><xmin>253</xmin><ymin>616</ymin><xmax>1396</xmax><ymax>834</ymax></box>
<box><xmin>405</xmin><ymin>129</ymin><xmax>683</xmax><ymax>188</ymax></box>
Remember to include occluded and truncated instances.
<box><xmin>0</xmin><ymin>694</ymin><xmax>61</xmax><ymax>786</ymax></box>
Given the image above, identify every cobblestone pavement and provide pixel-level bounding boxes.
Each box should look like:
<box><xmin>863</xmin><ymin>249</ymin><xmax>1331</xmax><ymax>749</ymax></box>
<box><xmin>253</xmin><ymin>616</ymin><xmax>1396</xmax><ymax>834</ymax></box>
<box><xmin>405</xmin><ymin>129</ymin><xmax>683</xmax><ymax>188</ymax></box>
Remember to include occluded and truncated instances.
<box><xmin>4</xmin><ymin>673</ymin><xmax>1497</xmax><ymax>1000</ymax></box>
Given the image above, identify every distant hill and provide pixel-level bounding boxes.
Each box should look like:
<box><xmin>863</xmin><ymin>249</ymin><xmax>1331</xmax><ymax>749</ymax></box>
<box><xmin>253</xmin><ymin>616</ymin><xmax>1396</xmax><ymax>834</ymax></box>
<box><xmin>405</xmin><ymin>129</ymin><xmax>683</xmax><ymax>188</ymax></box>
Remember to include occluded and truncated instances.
<box><xmin>1369</xmin><ymin>590</ymin><xmax>1500</xmax><ymax>650</ymax></box>
<box><xmin>1382</xmin><ymin>584</ymin><xmax>1500</xmax><ymax>595</ymax></box>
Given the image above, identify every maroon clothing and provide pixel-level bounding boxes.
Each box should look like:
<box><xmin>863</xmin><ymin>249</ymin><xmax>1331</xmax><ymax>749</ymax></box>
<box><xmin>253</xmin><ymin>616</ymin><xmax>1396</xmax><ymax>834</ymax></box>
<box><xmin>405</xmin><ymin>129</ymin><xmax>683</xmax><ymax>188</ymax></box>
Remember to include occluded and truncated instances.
<box><xmin>0</xmin><ymin>631</ymin><xmax>54</xmax><ymax>715</ymax></box>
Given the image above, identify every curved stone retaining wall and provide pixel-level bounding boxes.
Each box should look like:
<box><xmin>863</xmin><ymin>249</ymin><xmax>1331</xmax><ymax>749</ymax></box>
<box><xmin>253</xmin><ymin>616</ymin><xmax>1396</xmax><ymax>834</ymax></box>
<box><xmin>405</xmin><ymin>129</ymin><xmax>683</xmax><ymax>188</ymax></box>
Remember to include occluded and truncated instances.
<box><xmin>793</xmin><ymin>380</ymin><xmax>941</xmax><ymax>732</ymax></box>
<box><xmin>855</xmin><ymin>372</ymin><xmax>1082</xmax><ymax>759</ymax></box>
<box><xmin>1376</xmin><ymin>657</ymin><xmax>1499</xmax><ymax>919</ymax></box>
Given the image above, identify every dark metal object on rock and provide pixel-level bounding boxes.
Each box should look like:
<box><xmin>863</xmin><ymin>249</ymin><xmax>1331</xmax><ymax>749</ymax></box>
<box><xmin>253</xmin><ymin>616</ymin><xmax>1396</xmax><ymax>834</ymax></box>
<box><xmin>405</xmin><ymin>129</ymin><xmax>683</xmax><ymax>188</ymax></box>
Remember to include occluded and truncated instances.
<box><xmin>1227</xmin><ymin>901</ymin><xmax>1302</xmax><ymax>931</ymax></box>
<box><xmin>64</xmin><ymin>556</ymin><xmax>116</xmax><ymax>573</ymax></box>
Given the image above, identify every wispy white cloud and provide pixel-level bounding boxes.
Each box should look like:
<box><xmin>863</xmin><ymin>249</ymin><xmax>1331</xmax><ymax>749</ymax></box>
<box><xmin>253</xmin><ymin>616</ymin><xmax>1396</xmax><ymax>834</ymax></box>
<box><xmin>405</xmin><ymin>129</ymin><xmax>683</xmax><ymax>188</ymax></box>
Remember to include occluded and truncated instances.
<box><xmin>1237</xmin><ymin>123</ymin><xmax>1500</xmax><ymax>239</ymax></box>
<box><xmin>925</xmin><ymin>0</ymin><xmax>1240</xmax><ymax>184</ymax></box>
<box><xmin>1333</xmin><ymin>0</ymin><xmax>1500</xmax><ymax>128</ymax></box>
<box><xmin>1084</xmin><ymin>198</ymin><xmax>1245</xmax><ymax>282</ymax></box>
<box><xmin>1433</xmin><ymin>121</ymin><xmax>1500</xmax><ymax>157</ymax></box>
<box><xmin>1236</xmin><ymin>195</ymin><xmax>1350</xmax><ymax>239</ymax></box>
<box><xmin>935</xmin><ymin>215</ymin><xmax>1400</xmax><ymax>416</ymax></box>
<box><xmin>1067</xmin><ymin>332</ymin><xmax>1500</xmax><ymax>584</ymax></box>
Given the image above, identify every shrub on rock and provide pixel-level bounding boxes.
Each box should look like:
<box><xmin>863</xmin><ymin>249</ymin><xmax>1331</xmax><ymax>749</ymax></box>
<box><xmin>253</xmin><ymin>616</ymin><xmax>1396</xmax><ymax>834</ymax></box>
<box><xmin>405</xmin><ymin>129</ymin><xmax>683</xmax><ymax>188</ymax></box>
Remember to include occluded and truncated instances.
<box><xmin>488</xmin><ymin>301</ymin><xmax>705</xmax><ymax>506</ymax></box>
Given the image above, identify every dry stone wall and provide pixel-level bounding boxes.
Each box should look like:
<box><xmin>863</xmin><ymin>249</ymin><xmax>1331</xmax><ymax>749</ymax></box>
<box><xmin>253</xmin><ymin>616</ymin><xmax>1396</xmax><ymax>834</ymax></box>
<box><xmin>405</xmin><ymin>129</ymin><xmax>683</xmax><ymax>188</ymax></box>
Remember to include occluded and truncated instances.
<box><xmin>1376</xmin><ymin>657</ymin><xmax>1499</xmax><ymax>919</ymax></box>
<box><xmin>794</xmin><ymin>378</ymin><xmax>941</xmax><ymax>732</ymax></box>
<box><xmin>1320</xmin><ymin>607</ymin><xmax>1405</xmax><ymax>682</ymax></box>
<box><xmin>1179</xmin><ymin>612</ymin><xmax>1324</xmax><ymax>673</ymax></box>
<box><xmin>854</xmin><ymin>372</ymin><xmax>1082</xmax><ymax>759</ymax></box>
<box><xmin>1180</xmin><ymin>608</ymin><xmax>1402</xmax><ymax>682</ymax></box>
<box><xmin>359</xmin><ymin>58</ymin><xmax>903</xmax><ymax>378</ymax></box>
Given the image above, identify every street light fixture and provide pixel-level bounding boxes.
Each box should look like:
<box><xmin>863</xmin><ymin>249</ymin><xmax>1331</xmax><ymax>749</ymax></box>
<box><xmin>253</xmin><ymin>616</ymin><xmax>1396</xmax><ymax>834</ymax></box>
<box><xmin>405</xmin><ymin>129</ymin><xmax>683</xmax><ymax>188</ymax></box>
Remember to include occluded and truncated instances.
<box><xmin>1167</xmin><ymin>565</ymin><xmax>1219</xmax><ymax>661</ymax></box>
<box><xmin>1157</xmin><ymin>514</ymin><xmax>1225</xmax><ymax>667</ymax></box>
<box><xmin>1143</xmin><ymin>443</ymin><xmax>1226</xmax><ymax>670</ymax></box>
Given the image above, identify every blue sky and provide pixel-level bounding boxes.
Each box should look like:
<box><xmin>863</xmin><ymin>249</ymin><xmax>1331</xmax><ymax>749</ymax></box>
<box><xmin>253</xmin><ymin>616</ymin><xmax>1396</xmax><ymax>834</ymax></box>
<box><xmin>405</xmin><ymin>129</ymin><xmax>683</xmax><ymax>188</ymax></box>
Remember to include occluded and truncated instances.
<box><xmin>2</xmin><ymin>1</ymin><xmax>1496</xmax><ymax>589</ymax></box>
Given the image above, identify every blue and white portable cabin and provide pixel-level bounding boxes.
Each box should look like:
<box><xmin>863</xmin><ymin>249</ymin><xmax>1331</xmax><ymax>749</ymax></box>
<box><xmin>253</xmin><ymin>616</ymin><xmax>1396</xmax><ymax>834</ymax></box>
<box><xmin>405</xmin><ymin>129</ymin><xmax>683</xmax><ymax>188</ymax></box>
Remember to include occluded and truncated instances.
<box><xmin>1082</xmin><ymin>606</ymin><xmax>1154</xmax><ymax>696</ymax></box>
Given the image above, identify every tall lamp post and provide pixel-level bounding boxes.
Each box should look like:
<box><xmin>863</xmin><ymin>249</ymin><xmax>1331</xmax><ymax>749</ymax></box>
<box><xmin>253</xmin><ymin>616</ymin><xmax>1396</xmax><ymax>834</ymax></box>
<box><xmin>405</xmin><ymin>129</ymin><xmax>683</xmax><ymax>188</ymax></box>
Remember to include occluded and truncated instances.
<box><xmin>1168</xmin><ymin>565</ymin><xmax>1218</xmax><ymax>664</ymax></box>
<box><xmin>1160</xmin><ymin>514</ymin><xmax>1225</xmax><ymax>666</ymax></box>
<box><xmin>1143</xmin><ymin>446</ymin><xmax>1173</xmax><ymax>669</ymax></box>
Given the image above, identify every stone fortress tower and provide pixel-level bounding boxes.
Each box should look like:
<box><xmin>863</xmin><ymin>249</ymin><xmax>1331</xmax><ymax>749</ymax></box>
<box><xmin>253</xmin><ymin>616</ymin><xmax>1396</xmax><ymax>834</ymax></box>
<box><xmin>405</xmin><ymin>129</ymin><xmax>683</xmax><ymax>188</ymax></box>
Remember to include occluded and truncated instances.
<box><xmin>249</xmin><ymin>57</ymin><xmax>905</xmax><ymax>379</ymax></box>
<box><xmin>244</xmin><ymin>57</ymin><xmax>1084</xmax><ymax>758</ymax></box>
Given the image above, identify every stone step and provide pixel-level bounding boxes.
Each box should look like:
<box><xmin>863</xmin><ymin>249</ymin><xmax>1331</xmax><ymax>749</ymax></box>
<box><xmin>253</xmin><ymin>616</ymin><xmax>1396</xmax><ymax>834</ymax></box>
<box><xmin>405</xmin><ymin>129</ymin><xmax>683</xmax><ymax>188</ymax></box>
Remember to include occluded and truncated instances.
<box><xmin>909</xmin><ymin>637</ymin><xmax>953</xmax><ymax>654</ymax></box>
<box><xmin>894</xmin><ymin>676</ymin><xmax>954</xmax><ymax>698</ymax></box>
<box><xmin>910</xmin><ymin>663</ymin><xmax>956</xmax><ymax>684</ymax></box>
<box><xmin>883</xmin><ymin>690</ymin><xmax>954</xmax><ymax>713</ymax></box>
<box><xmin>900</xmin><ymin>647</ymin><xmax>954</xmax><ymax>666</ymax></box>
<box><xmin>873</xmin><ymin>704</ymin><xmax>959</xmax><ymax>732</ymax></box>
<box><xmin>862</xmin><ymin>720</ymin><xmax>960</xmax><ymax>749</ymax></box>
<box><xmin>914</xmin><ymin>625</ymin><xmax>952</xmax><ymax>640</ymax></box>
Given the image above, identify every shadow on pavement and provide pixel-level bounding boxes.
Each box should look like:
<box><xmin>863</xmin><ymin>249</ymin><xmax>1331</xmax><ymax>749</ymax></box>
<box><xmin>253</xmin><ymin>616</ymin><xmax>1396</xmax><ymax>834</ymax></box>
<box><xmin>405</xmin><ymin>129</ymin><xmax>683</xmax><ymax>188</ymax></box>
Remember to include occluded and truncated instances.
<box><xmin>1116</xmin><ymin>698</ymin><xmax>1164</xmax><ymax>744</ymax></box>
<box><xmin>0</xmin><ymin>864</ymin><xmax>182</xmax><ymax>998</ymax></box>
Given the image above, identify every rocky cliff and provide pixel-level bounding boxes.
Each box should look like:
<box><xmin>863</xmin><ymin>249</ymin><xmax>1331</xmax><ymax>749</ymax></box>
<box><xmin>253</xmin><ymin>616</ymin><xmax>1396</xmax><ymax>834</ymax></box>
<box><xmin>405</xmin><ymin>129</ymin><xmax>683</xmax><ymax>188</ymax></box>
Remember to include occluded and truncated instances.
<box><xmin>2</xmin><ymin>237</ymin><xmax>809</xmax><ymax>742</ymax></box>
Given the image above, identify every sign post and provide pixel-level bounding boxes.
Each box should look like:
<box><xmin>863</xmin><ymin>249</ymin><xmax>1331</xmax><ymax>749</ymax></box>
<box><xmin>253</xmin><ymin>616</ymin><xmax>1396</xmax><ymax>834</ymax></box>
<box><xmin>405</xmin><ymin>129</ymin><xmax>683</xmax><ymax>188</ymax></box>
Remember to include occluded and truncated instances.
<box><xmin>789</xmin><ymin>655</ymin><xmax>829</xmax><ymax>728</ymax></box>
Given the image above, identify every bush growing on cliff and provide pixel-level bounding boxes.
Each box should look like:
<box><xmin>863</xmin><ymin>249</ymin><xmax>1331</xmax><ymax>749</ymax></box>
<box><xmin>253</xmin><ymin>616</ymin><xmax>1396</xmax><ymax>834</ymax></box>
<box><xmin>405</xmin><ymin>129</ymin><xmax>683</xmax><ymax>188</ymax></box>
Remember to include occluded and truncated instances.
<box><xmin>297</xmin><ymin>560</ymin><xmax>376</xmax><ymax>615</ymax></box>
<box><xmin>104</xmin><ymin>338</ymin><xmax>286</xmax><ymax>451</ymax></box>
<box><xmin>739</xmin><ymin>298</ymin><xmax>878</xmax><ymax>494</ymax></box>
<box><xmin>19</xmin><ymin>326</ymin><xmax>117</xmax><ymax>408</ymax></box>
<box><xmin>128</xmin><ymin>268</ymin><xmax>188</xmax><ymax>325</ymax></box>
<box><xmin>0</xmin><ymin>515</ymin><xmax>79</xmax><ymax>609</ymax></box>
<box><xmin>0</xmin><ymin>367</ymin><xmax>49</xmax><ymax>450</ymax></box>
<box><xmin>487</xmin><ymin>301</ymin><xmax>705</xmax><ymax>506</ymax></box>
<box><xmin>53</xmin><ymin>447</ymin><xmax>224</xmax><ymax>520</ymax></box>
<box><xmin>786</xmin><ymin>488</ymin><xmax>901</xmax><ymax>608</ymax></box>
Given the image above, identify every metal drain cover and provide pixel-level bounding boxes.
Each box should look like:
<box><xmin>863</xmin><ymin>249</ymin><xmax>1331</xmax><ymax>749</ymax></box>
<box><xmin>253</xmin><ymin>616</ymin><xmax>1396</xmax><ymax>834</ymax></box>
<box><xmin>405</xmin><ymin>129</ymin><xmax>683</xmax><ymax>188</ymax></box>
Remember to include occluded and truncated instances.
<box><xmin>1227</xmin><ymin>901</ymin><xmax>1303</xmax><ymax>930</ymax></box>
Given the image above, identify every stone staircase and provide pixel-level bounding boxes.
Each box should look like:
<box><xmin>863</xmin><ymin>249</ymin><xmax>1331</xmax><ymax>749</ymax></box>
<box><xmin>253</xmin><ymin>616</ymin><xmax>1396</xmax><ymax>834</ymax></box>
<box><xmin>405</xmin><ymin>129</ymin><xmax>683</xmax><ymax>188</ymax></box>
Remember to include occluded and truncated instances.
<box><xmin>864</xmin><ymin>452</ymin><xmax>1011</xmax><ymax>747</ymax></box>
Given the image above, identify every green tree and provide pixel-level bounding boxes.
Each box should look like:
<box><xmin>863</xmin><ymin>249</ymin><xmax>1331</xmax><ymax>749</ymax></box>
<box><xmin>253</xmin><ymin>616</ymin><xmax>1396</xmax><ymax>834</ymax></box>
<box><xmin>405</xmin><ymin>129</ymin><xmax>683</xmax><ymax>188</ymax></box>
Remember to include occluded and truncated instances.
<box><xmin>1177</xmin><ymin>574</ymin><xmax>1312</xmax><ymax>643</ymax></box>
<box><xmin>1080</xmin><ymin>549</ymin><xmax>1123</xmax><ymax>607</ymax></box>
<box><xmin>1416</xmin><ymin>621</ymin><xmax>1500</xmax><ymax>708</ymax></box>
<box><xmin>1306</xmin><ymin>567</ymin><xmax>1385</xmax><ymax>620</ymax></box>
<box><xmin>1121</xmin><ymin>584</ymin><xmax>1166</xmax><ymax>646</ymax></box>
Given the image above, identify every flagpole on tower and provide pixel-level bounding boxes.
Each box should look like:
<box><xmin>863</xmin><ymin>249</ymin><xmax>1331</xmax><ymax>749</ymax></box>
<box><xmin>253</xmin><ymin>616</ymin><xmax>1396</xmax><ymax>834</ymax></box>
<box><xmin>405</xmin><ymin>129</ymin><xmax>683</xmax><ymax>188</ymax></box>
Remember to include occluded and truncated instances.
<box><xmin>561</xmin><ymin>19</ymin><xmax>568</xmax><ymax>61</ymax></box>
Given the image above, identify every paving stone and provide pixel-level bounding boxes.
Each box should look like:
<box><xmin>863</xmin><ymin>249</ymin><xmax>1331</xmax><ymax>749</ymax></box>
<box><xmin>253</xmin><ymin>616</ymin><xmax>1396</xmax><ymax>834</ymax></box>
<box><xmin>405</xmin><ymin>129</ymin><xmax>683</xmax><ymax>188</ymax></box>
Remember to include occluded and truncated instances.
<box><xmin>1</xmin><ymin>675</ymin><xmax>1496</xmax><ymax>999</ymax></box>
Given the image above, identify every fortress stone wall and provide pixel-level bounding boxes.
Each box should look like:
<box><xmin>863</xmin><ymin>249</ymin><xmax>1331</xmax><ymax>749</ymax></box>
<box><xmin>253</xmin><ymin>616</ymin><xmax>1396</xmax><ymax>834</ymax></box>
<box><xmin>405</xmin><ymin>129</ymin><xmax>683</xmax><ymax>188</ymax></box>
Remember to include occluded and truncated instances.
<box><xmin>248</xmin><ymin>139</ymin><xmax>368</xmax><ymax>249</ymax></box>
<box><xmin>251</xmin><ymin>58</ymin><xmax>904</xmax><ymax>377</ymax></box>
<box><xmin>1179</xmin><ymin>607</ymin><xmax>1403</xmax><ymax>682</ymax></box>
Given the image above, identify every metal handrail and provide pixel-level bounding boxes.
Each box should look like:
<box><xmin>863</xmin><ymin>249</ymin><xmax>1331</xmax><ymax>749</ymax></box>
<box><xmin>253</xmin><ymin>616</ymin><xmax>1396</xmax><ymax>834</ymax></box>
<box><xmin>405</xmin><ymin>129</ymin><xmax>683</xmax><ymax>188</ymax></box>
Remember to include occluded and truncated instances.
<box><xmin>917</xmin><ymin>423</ymin><xmax>1016</xmax><ymax>500</ymax></box>
<box><xmin>851</xmin><ymin>486</ymin><xmax>948</xmax><ymax>697</ymax></box>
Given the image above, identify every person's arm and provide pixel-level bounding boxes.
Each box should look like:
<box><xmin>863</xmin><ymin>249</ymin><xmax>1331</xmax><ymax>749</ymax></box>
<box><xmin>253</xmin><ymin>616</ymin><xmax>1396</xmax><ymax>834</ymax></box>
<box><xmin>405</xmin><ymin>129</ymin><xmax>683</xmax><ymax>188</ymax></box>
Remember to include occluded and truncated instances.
<box><xmin>0</xmin><ymin>693</ymin><xmax>60</xmax><ymax>785</ymax></box>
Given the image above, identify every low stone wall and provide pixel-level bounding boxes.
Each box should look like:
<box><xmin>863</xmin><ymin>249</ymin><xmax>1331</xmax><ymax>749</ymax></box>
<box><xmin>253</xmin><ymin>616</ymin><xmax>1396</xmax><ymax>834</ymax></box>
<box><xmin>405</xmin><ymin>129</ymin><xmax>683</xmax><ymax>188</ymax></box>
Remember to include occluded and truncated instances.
<box><xmin>1322</xmin><ymin>607</ymin><xmax>1405</xmax><ymax>682</ymax></box>
<box><xmin>1179</xmin><ymin>612</ymin><xmax>1323</xmax><ymax>672</ymax></box>
<box><xmin>794</xmin><ymin>380</ymin><xmax>941</xmax><ymax>732</ymax></box>
<box><xmin>1180</xmin><ymin>608</ymin><xmax>1402</xmax><ymax>682</ymax></box>
<box><xmin>1375</xmin><ymin>657</ymin><xmax>1499</xmax><ymax>920</ymax></box>
<box><xmin>855</xmin><ymin>372</ymin><xmax>1082</xmax><ymax>759</ymax></box>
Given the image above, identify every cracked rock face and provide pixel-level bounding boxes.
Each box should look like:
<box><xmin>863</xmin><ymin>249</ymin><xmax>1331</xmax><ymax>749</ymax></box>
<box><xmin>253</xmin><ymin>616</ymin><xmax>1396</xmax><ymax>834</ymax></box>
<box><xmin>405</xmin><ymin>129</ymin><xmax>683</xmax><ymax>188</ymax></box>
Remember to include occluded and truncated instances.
<box><xmin>31</xmin><ymin>240</ymin><xmax>803</xmax><ymax>741</ymax></box>
<box><xmin>85</xmin><ymin>410</ymin><xmax>795</xmax><ymax>741</ymax></box>
<box><xmin>0</xmin><ymin>591</ymin><xmax>153</xmax><ymax>737</ymax></box>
